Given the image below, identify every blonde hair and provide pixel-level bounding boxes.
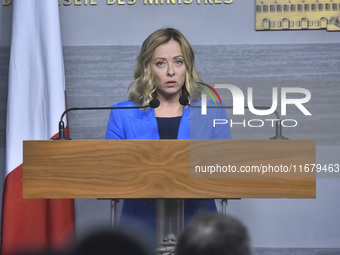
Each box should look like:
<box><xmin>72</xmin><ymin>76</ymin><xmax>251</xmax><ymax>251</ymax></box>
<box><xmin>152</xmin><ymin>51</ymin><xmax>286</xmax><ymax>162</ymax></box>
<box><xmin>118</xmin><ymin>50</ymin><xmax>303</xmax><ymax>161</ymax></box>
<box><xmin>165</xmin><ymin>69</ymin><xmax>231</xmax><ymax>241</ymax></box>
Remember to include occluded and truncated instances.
<box><xmin>128</xmin><ymin>28</ymin><xmax>202</xmax><ymax>106</ymax></box>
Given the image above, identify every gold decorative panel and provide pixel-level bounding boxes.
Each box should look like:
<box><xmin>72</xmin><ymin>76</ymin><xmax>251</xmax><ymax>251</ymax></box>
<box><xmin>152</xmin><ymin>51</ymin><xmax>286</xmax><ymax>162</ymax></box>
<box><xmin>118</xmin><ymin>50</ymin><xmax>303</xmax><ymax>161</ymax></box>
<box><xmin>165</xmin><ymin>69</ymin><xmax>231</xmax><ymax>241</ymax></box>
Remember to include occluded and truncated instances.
<box><xmin>255</xmin><ymin>0</ymin><xmax>340</xmax><ymax>31</ymax></box>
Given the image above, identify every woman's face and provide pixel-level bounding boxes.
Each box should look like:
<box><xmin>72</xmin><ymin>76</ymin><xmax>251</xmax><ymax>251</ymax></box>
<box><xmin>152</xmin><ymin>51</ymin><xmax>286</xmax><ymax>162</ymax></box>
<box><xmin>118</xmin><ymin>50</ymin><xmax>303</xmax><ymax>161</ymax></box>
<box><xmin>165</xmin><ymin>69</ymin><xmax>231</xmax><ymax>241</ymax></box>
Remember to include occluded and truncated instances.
<box><xmin>151</xmin><ymin>40</ymin><xmax>186</xmax><ymax>99</ymax></box>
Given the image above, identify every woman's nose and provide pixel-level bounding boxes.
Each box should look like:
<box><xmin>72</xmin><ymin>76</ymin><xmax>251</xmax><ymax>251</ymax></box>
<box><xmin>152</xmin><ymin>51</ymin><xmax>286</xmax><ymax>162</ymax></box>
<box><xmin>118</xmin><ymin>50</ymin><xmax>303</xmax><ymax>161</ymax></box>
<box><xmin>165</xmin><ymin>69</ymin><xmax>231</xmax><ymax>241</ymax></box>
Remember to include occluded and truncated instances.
<box><xmin>167</xmin><ymin>64</ymin><xmax>175</xmax><ymax>77</ymax></box>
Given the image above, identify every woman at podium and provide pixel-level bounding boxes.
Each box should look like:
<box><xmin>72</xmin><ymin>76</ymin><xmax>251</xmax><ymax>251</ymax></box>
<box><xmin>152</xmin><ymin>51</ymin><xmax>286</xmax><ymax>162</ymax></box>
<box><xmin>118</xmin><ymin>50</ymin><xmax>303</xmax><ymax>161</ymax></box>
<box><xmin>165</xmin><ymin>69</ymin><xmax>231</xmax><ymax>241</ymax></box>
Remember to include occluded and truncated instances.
<box><xmin>105</xmin><ymin>27</ymin><xmax>231</xmax><ymax>243</ymax></box>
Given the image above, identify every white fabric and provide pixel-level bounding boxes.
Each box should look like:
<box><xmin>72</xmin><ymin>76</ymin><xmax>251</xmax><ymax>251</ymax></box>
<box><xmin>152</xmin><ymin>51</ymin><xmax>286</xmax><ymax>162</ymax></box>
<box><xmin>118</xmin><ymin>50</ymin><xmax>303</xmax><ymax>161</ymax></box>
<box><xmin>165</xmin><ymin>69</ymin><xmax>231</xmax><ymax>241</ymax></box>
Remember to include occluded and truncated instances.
<box><xmin>6</xmin><ymin>0</ymin><xmax>66</xmax><ymax>176</ymax></box>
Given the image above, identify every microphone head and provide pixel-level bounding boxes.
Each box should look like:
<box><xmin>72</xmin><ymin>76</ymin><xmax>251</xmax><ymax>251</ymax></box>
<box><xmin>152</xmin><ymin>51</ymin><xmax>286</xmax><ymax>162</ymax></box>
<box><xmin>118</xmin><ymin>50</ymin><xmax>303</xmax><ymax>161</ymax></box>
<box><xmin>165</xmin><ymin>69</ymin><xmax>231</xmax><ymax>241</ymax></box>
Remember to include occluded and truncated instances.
<box><xmin>179</xmin><ymin>95</ymin><xmax>189</xmax><ymax>106</ymax></box>
<box><xmin>149</xmin><ymin>98</ymin><xmax>160</xmax><ymax>108</ymax></box>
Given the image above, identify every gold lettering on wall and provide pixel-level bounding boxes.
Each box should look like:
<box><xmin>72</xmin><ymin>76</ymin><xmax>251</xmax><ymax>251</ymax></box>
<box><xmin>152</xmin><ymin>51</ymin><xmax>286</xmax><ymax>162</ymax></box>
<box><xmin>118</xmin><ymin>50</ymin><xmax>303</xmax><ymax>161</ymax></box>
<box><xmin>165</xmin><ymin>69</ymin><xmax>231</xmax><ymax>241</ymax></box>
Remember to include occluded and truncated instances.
<box><xmin>142</xmin><ymin>0</ymin><xmax>233</xmax><ymax>4</ymax></box>
<box><xmin>3</xmin><ymin>0</ymin><xmax>233</xmax><ymax>6</ymax></box>
<box><xmin>107</xmin><ymin>0</ymin><xmax>136</xmax><ymax>4</ymax></box>
<box><xmin>62</xmin><ymin>0</ymin><xmax>72</xmax><ymax>5</ymax></box>
<box><xmin>2</xmin><ymin>0</ymin><xmax>11</xmax><ymax>5</ymax></box>
<box><xmin>144</xmin><ymin>0</ymin><xmax>157</xmax><ymax>4</ymax></box>
<box><xmin>58</xmin><ymin>0</ymin><xmax>98</xmax><ymax>5</ymax></box>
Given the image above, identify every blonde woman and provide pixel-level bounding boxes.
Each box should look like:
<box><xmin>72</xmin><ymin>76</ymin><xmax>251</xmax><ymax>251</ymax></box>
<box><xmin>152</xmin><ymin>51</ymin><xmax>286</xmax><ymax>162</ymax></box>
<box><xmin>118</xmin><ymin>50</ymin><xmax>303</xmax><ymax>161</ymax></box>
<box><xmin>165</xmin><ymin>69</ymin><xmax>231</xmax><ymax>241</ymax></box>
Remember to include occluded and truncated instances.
<box><xmin>106</xmin><ymin>27</ymin><xmax>231</xmax><ymax>243</ymax></box>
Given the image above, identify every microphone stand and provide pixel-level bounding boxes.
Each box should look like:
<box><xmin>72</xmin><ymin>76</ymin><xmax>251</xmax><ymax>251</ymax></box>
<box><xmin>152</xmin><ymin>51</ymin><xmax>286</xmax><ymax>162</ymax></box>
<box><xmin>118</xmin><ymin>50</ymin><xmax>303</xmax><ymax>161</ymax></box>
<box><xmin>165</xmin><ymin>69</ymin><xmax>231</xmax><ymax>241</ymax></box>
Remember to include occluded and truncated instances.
<box><xmin>53</xmin><ymin>99</ymin><xmax>160</xmax><ymax>140</ymax></box>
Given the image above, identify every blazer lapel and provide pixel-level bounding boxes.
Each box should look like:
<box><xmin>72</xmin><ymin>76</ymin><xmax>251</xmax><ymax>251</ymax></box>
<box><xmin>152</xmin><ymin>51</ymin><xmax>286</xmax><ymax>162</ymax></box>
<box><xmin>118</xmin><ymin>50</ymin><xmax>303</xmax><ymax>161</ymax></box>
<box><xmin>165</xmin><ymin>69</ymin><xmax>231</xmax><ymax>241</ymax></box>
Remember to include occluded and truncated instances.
<box><xmin>177</xmin><ymin>106</ymin><xmax>190</xmax><ymax>139</ymax></box>
<box><xmin>129</xmin><ymin>108</ymin><xmax>160</xmax><ymax>139</ymax></box>
<box><xmin>186</xmin><ymin>104</ymin><xmax>211</xmax><ymax>140</ymax></box>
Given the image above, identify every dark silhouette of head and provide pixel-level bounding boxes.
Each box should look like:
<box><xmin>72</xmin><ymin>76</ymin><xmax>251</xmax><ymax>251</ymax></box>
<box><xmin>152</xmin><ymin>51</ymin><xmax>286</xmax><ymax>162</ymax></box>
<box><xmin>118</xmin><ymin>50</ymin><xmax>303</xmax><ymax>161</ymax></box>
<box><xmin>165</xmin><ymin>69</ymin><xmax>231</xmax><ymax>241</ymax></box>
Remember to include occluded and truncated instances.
<box><xmin>70</xmin><ymin>229</ymin><xmax>151</xmax><ymax>255</ymax></box>
<box><xmin>176</xmin><ymin>212</ymin><xmax>252</xmax><ymax>255</ymax></box>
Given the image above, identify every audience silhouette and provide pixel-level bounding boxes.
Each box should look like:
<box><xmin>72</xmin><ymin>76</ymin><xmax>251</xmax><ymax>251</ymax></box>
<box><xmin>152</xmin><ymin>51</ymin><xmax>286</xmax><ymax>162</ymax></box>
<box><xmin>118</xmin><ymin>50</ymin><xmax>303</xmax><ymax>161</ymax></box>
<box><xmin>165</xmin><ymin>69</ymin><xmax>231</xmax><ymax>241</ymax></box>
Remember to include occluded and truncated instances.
<box><xmin>176</xmin><ymin>212</ymin><xmax>252</xmax><ymax>255</ymax></box>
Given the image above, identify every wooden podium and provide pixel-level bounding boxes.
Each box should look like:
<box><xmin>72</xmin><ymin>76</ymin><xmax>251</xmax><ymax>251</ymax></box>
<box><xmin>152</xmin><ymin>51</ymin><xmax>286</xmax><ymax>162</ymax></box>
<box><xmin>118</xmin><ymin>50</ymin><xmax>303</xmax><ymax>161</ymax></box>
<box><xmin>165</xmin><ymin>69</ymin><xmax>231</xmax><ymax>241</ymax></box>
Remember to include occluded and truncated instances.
<box><xmin>23</xmin><ymin>139</ymin><xmax>315</xmax><ymax>253</ymax></box>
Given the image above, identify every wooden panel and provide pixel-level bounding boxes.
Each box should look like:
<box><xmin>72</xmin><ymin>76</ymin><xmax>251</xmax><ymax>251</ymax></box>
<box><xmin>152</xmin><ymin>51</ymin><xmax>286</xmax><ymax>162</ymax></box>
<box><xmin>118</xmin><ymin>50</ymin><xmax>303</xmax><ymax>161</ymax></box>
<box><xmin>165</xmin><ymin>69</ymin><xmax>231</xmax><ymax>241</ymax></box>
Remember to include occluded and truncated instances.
<box><xmin>23</xmin><ymin>140</ymin><xmax>315</xmax><ymax>199</ymax></box>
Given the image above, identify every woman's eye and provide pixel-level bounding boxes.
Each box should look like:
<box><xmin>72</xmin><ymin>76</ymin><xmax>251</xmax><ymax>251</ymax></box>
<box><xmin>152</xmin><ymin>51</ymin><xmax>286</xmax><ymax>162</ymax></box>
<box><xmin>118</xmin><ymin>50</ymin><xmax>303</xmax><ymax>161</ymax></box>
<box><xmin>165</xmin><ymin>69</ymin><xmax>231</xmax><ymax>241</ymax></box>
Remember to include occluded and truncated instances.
<box><xmin>175</xmin><ymin>60</ymin><xmax>183</xmax><ymax>65</ymax></box>
<box><xmin>156</xmin><ymin>61</ymin><xmax>165</xmax><ymax>67</ymax></box>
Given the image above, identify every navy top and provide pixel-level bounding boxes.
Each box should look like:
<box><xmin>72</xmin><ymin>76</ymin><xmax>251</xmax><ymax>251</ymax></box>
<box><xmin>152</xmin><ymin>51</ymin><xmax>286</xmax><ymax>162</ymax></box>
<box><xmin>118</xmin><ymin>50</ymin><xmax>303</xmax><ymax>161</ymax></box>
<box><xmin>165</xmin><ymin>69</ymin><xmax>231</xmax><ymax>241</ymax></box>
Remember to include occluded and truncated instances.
<box><xmin>156</xmin><ymin>116</ymin><xmax>182</xmax><ymax>139</ymax></box>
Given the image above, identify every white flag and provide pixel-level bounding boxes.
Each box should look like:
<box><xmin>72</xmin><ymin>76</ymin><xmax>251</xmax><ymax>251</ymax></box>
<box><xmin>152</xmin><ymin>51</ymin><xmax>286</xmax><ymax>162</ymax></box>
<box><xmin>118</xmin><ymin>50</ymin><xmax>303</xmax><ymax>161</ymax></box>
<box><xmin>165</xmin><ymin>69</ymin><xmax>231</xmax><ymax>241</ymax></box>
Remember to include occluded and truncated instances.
<box><xmin>1</xmin><ymin>1</ymin><xmax>74</xmax><ymax>254</ymax></box>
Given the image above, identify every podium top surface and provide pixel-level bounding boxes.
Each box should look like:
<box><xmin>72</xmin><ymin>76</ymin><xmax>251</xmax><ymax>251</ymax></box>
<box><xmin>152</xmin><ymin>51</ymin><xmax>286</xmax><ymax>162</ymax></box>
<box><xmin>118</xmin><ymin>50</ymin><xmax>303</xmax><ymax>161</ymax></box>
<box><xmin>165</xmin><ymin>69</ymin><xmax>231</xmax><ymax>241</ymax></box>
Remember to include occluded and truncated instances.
<box><xmin>23</xmin><ymin>140</ymin><xmax>316</xmax><ymax>199</ymax></box>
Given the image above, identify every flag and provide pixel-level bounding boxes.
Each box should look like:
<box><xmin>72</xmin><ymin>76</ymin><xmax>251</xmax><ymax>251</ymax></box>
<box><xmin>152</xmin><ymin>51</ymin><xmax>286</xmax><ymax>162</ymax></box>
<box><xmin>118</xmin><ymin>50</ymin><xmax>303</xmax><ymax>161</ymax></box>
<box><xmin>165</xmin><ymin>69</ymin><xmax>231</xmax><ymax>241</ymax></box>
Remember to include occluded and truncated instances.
<box><xmin>1</xmin><ymin>1</ymin><xmax>75</xmax><ymax>254</ymax></box>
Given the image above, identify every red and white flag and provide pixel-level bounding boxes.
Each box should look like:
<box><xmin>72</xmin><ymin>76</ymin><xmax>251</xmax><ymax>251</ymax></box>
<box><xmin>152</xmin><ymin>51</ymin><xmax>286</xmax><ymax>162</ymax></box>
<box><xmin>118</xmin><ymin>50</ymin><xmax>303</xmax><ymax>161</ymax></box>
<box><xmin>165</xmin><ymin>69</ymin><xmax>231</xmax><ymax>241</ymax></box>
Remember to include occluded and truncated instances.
<box><xmin>1</xmin><ymin>1</ymin><xmax>75</xmax><ymax>254</ymax></box>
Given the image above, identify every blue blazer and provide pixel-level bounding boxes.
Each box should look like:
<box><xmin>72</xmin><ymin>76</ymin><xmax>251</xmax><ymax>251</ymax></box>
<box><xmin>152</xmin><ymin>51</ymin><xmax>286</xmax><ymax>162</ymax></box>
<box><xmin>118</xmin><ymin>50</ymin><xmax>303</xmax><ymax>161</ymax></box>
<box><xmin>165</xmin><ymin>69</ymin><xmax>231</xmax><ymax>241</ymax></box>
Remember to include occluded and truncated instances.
<box><xmin>105</xmin><ymin>100</ymin><xmax>231</xmax><ymax>140</ymax></box>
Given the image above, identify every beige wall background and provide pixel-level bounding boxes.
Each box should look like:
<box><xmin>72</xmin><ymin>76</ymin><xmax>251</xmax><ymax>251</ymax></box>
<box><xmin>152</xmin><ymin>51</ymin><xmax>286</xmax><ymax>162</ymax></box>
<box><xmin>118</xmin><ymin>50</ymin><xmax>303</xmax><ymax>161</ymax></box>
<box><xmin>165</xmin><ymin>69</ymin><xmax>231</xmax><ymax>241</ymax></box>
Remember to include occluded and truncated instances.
<box><xmin>1</xmin><ymin>1</ymin><xmax>340</xmax><ymax>252</ymax></box>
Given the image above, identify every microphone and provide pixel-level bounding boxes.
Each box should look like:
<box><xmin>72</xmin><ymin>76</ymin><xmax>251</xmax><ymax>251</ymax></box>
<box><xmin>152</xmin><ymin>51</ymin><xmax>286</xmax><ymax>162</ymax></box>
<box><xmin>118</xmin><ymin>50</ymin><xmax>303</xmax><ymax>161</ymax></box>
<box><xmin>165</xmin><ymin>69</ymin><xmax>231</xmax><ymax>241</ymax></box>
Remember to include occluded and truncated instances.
<box><xmin>149</xmin><ymin>98</ymin><xmax>160</xmax><ymax>108</ymax></box>
<box><xmin>54</xmin><ymin>98</ymin><xmax>160</xmax><ymax>140</ymax></box>
<box><xmin>179</xmin><ymin>95</ymin><xmax>287</xmax><ymax>140</ymax></box>
<box><xmin>179</xmin><ymin>95</ymin><xmax>189</xmax><ymax>106</ymax></box>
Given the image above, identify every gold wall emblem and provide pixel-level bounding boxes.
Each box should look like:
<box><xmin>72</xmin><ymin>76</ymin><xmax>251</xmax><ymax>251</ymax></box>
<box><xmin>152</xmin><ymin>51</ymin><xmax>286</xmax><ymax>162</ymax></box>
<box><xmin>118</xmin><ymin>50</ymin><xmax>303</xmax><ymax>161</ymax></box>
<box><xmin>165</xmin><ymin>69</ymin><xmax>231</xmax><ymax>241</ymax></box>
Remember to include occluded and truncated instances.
<box><xmin>255</xmin><ymin>0</ymin><xmax>340</xmax><ymax>31</ymax></box>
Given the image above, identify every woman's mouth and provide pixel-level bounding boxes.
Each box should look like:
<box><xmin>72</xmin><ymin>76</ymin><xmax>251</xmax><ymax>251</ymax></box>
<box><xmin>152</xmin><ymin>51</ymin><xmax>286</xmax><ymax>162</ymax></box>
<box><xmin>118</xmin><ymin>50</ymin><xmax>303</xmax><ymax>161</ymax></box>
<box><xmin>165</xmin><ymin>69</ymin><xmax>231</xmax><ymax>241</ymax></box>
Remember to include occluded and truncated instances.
<box><xmin>166</xmin><ymin>81</ymin><xmax>177</xmax><ymax>85</ymax></box>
